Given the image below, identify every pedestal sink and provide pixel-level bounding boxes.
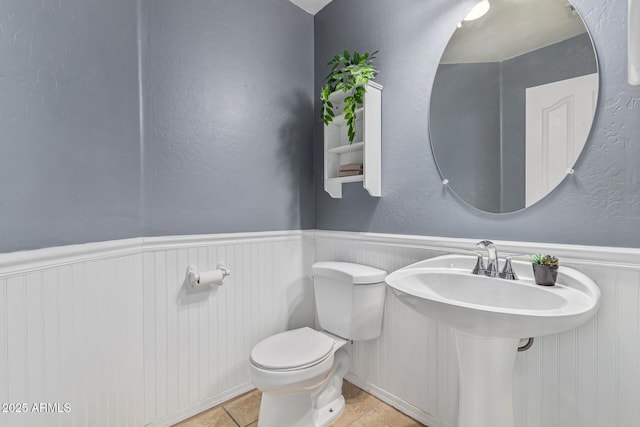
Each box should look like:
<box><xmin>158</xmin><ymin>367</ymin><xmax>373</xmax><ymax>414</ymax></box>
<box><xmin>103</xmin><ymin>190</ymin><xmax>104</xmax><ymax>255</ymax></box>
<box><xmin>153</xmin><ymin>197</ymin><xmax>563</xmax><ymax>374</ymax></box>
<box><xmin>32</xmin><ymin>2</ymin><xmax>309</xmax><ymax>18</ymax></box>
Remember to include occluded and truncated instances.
<box><xmin>385</xmin><ymin>254</ymin><xmax>600</xmax><ymax>427</ymax></box>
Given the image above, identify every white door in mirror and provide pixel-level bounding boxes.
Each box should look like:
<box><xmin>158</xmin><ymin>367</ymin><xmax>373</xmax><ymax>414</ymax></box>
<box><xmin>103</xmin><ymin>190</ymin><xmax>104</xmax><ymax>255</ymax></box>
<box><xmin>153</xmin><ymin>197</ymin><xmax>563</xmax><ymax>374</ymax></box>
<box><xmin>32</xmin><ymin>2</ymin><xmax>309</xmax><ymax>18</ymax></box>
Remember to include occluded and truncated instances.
<box><xmin>525</xmin><ymin>73</ymin><xmax>598</xmax><ymax>207</ymax></box>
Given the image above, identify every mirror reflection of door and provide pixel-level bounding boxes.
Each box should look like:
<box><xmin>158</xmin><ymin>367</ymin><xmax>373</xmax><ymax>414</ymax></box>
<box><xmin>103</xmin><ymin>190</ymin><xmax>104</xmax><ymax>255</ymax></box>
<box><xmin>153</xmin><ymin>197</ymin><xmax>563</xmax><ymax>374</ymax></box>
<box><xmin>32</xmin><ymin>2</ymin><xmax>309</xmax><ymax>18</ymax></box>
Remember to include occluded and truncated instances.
<box><xmin>525</xmin><ymin>73</ymin><xmax>598</xmax><ymax>206</ymax></box>
<box><xmin>429</xmin><ymin>0</ymin><xmax>599</xmax><ymax>213</ymax></box>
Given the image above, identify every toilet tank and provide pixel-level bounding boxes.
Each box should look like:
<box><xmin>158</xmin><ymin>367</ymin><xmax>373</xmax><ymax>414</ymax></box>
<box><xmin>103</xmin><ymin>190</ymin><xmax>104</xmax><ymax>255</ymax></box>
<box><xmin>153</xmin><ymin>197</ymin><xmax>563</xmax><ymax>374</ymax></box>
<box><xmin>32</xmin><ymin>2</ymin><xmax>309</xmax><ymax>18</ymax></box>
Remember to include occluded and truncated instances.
<box><xmin>312</xmin><ymin>261</ymin><xmax>387</xmax><ymax>341</ymax></box>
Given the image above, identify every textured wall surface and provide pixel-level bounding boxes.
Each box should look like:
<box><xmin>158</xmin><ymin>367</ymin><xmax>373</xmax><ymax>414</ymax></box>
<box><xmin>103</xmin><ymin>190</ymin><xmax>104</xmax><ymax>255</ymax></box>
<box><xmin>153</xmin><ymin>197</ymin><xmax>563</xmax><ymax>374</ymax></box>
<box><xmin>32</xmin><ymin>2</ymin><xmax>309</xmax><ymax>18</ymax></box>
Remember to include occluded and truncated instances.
<box><xmin>314</xmin><ymin>0</ymin><xmax>640</xmax><ymax>248</ymax></box>
<box><xmin>0</xmin><ymin>0</ymin><xmax>313</xmax><ymax>254</ymax></box>
<box><xmin>0</xmin><ymin>0</ymin><xmax>141</xmax><ymax>252</ymax></box>
<box><xmin>141</xmin><ymin>0</ymin><xmax>314</xmax><ymax>237</ymax></box>
<box><xmin>2</xmin><ymin>0</ymin><xmax>636</xmax><ymax>252</ymax></box>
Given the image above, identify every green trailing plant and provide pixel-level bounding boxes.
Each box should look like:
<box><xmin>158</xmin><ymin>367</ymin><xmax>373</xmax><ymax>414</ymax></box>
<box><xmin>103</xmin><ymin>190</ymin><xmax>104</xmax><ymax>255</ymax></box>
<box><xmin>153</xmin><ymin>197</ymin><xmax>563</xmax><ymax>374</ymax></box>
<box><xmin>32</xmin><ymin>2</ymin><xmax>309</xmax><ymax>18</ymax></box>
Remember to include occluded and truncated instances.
<box><xmin>531</xmin><ymin>254</ymin><xmax>559</xmax><ymax>268</ymax></box>
<box><xmin>320</xmin><ymin>50</ymin><xmax>378</xmax><ymax>144</ymax></box>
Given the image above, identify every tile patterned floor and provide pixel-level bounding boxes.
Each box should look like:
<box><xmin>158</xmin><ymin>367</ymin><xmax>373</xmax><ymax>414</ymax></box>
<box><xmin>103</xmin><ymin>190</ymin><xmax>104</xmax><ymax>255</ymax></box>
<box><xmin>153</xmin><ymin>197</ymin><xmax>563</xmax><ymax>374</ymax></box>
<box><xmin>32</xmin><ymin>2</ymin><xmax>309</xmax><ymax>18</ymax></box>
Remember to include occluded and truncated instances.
<box><xmin>174</xmin><ymin>381</ymin><xmax>426</xmax><ymax>427</ymax></box>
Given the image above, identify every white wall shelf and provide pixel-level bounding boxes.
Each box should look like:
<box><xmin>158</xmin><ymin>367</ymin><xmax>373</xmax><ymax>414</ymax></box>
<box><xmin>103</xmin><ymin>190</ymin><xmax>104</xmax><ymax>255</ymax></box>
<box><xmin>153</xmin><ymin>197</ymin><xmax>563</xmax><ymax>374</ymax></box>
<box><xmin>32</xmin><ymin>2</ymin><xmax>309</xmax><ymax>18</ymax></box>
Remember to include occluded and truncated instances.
<box><xmin>327</xmin><ymin>141</ymin><xmax>364</xmax><ymax>155</ymax></box>
<box><xmin>330</xmin><ymin>107</ymin><xmax>365</xmax><ymax>125</ymax></box>
<box><xmin>323</xmin><ymin>82</ymin><xmax>382</xmax><ymax>198</ymax></box>
<box><xmin>326</xmin><ymin>175</ymin><xmax>365</xmax><ymax>184</ymax></box>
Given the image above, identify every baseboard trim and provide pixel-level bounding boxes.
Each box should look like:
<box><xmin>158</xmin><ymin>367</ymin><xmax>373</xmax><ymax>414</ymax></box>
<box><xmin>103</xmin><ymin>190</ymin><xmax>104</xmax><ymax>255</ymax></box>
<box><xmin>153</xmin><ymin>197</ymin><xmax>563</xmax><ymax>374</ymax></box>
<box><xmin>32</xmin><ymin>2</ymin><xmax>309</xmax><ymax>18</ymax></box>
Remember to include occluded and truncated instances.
<box><xmin>345</xmin><ymin>373</ymin><xmax>450</xmax><ymax>427</ymax></box>
<box><xmin>145</xmin><ymin>382</ymin><xmax>256</xmax><ymax>427</ymax></box>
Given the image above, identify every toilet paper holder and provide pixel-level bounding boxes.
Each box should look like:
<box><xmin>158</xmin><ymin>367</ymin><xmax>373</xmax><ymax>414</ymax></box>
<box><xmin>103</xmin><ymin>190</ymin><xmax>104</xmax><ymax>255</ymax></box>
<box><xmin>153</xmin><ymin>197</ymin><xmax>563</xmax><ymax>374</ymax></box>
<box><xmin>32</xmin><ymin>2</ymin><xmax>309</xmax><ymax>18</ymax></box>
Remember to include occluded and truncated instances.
<box><xmin>187</xmin><ymin>263</ymin><xmax>231</xmax><ymax>287</ymax></box>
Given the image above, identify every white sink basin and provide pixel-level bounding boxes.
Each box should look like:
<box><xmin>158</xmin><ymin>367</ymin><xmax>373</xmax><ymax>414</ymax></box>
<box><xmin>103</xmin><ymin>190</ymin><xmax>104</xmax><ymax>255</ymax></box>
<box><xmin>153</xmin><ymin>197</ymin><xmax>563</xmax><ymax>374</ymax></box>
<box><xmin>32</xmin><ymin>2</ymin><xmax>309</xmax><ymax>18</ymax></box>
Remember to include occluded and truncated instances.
<box><xmin>385</xmin><ymin>254</ymin><xmax>601</xmax><ymax>427</ymax></box>
<box><xmin>385</xmin><ymin>254</ymin><xmax>600</xmax><ymax>338</ymax></box>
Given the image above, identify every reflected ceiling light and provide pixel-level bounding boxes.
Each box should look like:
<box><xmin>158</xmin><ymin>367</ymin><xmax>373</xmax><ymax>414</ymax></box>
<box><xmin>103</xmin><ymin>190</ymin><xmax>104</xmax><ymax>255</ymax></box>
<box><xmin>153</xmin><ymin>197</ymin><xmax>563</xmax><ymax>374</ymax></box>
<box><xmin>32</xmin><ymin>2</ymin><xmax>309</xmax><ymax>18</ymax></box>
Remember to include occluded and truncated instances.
<box><xmin>464</xmin><ymin>0</ymin><xmax>490</xmax><ymax>21</ymax></box>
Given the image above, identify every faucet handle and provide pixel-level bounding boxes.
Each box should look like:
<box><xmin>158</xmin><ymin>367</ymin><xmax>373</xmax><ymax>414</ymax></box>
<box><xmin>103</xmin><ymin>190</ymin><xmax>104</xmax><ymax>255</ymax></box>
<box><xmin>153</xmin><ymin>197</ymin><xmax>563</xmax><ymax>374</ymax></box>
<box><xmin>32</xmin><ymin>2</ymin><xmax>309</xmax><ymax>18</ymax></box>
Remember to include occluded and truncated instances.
<box><xmin>499</xmin><ymin>256</ymin><xmax>518</xmax><ymax>280</ymax></box>
<box><xmin>472</xmin><ymin>254</ymin><xmax>486</xmax><ymax>275</ymax></box>
<box><xmin>476</xmin><ymin>240</ymin><xmax>495</xmax><ymax>249</ymax></box>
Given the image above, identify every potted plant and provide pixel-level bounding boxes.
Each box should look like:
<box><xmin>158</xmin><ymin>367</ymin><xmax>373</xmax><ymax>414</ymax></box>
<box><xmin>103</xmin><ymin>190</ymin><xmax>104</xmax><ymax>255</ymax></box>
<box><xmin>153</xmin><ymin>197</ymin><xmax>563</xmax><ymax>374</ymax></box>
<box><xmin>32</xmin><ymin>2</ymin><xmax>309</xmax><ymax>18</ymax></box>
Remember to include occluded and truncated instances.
<box><xmin>320</xmin><ymin>50</ymin><xmax>378</xmax><ymax>144</ymax></box>
<box><xmin>531</xmin><ymin>254</ymin><xmax>559</xmax><ymax>286</ymax></box>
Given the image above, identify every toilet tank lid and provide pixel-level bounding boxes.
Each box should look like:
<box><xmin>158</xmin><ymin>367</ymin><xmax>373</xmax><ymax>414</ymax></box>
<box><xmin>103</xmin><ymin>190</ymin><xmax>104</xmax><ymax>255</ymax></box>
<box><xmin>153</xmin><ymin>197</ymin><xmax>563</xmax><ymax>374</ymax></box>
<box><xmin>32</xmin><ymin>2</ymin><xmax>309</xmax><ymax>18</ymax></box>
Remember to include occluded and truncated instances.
<box><xmin>312</xmin><ymin>261</ymin><xmax>387</xmax><ymax>284</ymax></box>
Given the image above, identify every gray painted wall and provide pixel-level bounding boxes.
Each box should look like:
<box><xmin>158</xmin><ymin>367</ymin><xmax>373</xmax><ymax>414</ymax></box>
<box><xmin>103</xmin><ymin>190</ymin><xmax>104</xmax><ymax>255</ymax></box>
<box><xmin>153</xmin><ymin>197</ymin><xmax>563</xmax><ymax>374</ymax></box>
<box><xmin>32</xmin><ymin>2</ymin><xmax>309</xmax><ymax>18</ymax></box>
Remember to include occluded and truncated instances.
<box><xmin>141</xmin><ymin>0</ymin><xmax>314</xmax><ymax>237</ymax></box>
<box><xmin>2</xmin><ymin>0</ymin><xmax>637</xmax><ymax>252</ymax></box>
<box><xmin>0</xmin><ymin>0</ymin><xmax>314</xmax><ymax>253</ymax></box>
<box><xmin>0</xmin><ymin>0</ymin><xmax>140</xmax><ymax>252</ymax></box>
<box><xmin>314</xmin><ymin>0</ymin><xmax>640</xmax><ymax>248</ymax></box>
<box><xmin>430</xmin><ymin>63</ymin><xmax>502</xmax><ymax>212</ymax></box>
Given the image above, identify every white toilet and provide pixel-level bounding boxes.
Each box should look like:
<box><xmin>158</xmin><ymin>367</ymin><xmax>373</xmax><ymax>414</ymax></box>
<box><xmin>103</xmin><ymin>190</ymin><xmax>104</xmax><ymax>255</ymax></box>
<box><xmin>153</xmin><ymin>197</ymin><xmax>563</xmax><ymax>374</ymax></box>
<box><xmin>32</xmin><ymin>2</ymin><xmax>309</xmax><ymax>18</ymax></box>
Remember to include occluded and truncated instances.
<box><xmin>248</xmin><ymin>261</ymin><xmax>387</xmax><ymax>427</ymax></box>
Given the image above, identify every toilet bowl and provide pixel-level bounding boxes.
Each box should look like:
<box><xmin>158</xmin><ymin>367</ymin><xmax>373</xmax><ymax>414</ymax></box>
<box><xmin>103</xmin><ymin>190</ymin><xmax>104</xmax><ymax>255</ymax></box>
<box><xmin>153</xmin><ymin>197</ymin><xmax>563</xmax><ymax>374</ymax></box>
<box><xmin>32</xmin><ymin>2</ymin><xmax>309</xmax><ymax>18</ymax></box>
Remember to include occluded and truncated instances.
<box><xmin>249</xmin><ymin>327</ymin><xmax>349</xmax><ymax>427</ymax></box>
<box><xmin>248</xmin><ymin>262</ymin><xmax>387</xmax><ymax>427</ymax></box>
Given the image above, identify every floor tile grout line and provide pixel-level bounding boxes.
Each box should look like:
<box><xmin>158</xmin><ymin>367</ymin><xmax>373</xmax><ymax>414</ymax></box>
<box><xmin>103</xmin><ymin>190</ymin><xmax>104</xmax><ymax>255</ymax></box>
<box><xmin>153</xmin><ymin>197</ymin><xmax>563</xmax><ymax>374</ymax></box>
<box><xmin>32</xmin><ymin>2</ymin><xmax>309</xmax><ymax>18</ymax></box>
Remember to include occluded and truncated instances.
<box><xmin>222</xmin><ymin>406</ymin><xmax>241</xmax><ymax>427</ymax></box>
<box><xmin>179</xmin><ymin>381</ymin><xmax>425</xmax><ymax>427</ymax></box>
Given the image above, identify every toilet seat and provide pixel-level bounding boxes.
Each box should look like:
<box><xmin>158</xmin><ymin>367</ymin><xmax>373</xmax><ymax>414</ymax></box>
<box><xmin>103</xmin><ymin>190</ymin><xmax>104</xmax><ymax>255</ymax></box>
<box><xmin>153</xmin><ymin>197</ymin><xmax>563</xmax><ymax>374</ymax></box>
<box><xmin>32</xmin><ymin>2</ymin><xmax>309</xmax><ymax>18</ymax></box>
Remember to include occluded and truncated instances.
<box><xmin>251</xmin><ymin>327</ymin><xmax>335</xmax><ymax>371</ymax></box>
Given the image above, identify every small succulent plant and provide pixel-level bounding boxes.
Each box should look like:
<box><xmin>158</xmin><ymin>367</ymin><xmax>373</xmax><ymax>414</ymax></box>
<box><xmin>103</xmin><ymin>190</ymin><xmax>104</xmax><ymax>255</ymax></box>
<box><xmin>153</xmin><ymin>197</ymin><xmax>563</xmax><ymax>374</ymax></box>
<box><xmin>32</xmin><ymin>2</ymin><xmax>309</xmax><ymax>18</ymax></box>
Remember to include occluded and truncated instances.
<box><xmin>531</xmin><ymin>254</ymin><xmax>559</xmax><ymax>268</ymax></box>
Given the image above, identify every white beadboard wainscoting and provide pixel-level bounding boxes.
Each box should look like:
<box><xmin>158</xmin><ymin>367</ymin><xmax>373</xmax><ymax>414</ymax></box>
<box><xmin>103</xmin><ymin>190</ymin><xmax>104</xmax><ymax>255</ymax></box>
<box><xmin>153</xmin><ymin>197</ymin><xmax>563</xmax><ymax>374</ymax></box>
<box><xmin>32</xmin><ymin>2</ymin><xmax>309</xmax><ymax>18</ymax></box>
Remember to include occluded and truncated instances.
<box><xmin>141</xmin><ymin>233</ymin><xmax>314</xmax><ymax>426</ymax></box>
<box><xmin>313</xmin><ymin>230</ymin><xmax>640</xmax><ymax>427</ymax></box>
<box><xmin>0</xmin><ymin>239</ymin><xmax>145</xmax><ymax>427</ymax></box>
<box><xmin>1</xmin><ymin>229</ymin><xmax>639</xmax><ymax>427</ymax></box>
<box><xmin>0</xmin><ymin>231</ymin><xmax>314</xmax><ymax>427</ymax></box>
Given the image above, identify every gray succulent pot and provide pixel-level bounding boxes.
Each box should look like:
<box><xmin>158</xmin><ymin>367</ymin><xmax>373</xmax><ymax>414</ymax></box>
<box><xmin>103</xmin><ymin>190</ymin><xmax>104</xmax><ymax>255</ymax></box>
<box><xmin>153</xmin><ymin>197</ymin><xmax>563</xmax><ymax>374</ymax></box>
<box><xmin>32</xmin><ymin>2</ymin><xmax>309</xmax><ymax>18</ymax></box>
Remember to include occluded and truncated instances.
<box><xmin>532</xmin><ymin>264</ymin><xmax>558</xmax><ymax>286</ymax></box>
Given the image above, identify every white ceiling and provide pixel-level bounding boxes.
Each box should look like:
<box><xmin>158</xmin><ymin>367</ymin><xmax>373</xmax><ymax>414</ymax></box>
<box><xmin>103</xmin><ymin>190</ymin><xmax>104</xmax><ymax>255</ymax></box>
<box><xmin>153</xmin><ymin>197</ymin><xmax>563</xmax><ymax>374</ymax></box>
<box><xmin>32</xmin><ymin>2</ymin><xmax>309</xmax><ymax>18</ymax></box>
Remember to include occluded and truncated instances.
<box><xmin>442</xmin><ymin>0</ymin><xmax>589</xmax><ymax>63</ymax></box>
<box><xmin>288</xmin><ymin>0</ymin><xmax>334</xmax><ymax>15</ymax></box>
<box><xmin>287</xmin><ymin>0</ymin><xmax>589</xmax><ymax>63</ymax></box>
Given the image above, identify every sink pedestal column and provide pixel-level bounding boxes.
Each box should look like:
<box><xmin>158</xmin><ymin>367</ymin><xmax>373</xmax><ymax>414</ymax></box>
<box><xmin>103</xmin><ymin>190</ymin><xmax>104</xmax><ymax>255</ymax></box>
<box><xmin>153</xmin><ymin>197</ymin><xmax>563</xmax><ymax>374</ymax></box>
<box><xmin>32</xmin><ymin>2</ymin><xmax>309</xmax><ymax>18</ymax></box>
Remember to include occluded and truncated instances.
<box><xmin>454</xmin><ymin>332</ymin><xmax>520</xmax><ymax>427</ymax></box>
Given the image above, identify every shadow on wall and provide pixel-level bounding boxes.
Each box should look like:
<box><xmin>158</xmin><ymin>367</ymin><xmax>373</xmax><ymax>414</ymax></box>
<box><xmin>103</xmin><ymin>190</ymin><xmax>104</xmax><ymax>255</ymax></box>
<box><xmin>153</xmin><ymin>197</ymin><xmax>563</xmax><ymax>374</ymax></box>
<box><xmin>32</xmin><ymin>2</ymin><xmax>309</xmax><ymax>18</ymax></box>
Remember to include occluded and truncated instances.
<box><xmin>173</xmin><ymin>253</ymin><xmax>317</xmax><ymax>332</ymax></box>
<box><xmin>278</xmin><ymin>90</ymin><xmax>314</xmax><ymax>229</ymax></box>
<box><xmin>287</xmin><ymin>275</ymin><xmax>316</xmax><ymax>331</ymax></box>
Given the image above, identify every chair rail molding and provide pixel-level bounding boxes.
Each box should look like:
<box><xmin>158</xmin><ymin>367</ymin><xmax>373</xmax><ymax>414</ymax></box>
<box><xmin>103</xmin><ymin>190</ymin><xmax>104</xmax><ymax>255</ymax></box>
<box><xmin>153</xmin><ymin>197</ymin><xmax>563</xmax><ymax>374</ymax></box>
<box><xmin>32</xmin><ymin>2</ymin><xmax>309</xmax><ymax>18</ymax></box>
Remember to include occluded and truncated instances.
<box><xmin>310</xmin><ymin>230</ymin><xmax>640</xmax><ymax>270</ymax></box>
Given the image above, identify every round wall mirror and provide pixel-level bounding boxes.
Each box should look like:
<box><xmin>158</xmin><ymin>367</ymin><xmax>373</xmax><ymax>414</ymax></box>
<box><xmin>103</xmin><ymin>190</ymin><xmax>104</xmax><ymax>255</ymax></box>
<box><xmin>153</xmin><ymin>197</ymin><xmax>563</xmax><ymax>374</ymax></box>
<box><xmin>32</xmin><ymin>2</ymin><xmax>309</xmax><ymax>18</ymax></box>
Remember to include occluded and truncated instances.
<box><xmin>429</xmin><ymin>0</ymin><xmax>599</xmax><ymax>213</ymax></box>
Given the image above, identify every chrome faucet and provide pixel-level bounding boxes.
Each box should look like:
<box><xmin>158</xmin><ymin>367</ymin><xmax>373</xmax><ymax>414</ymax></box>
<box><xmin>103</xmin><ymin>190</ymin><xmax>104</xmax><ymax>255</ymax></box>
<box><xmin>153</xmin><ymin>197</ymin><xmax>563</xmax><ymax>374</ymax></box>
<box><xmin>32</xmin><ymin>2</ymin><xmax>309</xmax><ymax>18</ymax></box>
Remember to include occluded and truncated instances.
<box><xmin>476</xmin><ymin>240</ymin><xmax>499</xmax><ymax>277</ymax></box>
<box><xmin>473</xmin><ymin>240</ymin><xmax>518</xmax><ymax>280</ymax></box>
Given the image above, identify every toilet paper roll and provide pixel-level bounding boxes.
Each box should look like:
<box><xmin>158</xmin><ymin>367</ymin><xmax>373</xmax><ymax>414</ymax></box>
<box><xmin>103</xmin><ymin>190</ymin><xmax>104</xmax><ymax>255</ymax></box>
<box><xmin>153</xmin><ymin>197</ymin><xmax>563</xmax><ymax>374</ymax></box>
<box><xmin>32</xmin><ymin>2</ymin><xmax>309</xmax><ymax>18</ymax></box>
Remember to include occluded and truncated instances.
<box><xmin>196</xmin><ymin>269</ymin><xmax>225</xmax><ymax>286</ymax></box>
